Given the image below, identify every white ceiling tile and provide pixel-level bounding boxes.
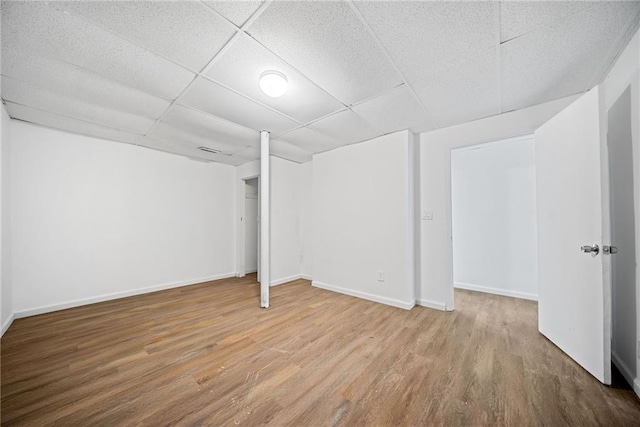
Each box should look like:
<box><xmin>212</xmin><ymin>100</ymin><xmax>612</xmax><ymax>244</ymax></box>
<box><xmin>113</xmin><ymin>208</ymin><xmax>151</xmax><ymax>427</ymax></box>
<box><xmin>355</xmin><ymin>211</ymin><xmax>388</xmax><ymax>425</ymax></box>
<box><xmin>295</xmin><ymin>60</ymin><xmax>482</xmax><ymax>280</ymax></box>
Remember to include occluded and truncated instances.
<box><xmin>276</xmin><ymin>127</ymin><xmax>343</xmax><ymax>154</ymax></box>
<box><xmin>354</xmin><ymin>1</ymin><xmax>497</xmax><ymax>83</ymax></box>
<box><xmin>501</xmin><ymin>2</ymin><xmax>640</xmax><ymax>113</ymax></box>
<box><xmin>270</xmin><ymin>139</ymin><xmax>313</xmax><ymax>164</ymax></box>
<box><xmin>231</xmin><ymin>146</ymin><xmax>261</xmax><ymax>163</ymax></box>
<box><xmin>204</xmin><ymin>0</ymin><xmax>264</xmax><ymax>27</ymax></box>
<box><xmin>161</xmin><ymin>104</ymin><xmax>259</xmax><ymax>149</ymax></box>
<box><xmin>500</xmin><ymin>1</ymin><xmax>597</xmax><ymax>43</ymax></box>
<box><xmin>54</xmin><ymin>1</ymin><xmax>236</xmax><ymax>72</ymax></box>
<box><xmin>2</xmin><ymin>49</ymin><xmax>171</xmax><ymax>119</ymax></box>
<box><xmin>1</xmin><ymin>1</ymin><xmax>195</xmax><ymax>100</ymax></box>
<box><xmin>148</xmin><ymin>122</ymin><xmax>246</xmax><ymax>156</ymax></box>
<box><xmin>206</xmin><ymin>33</ymin><xmax>344</xmax><ymax>124</ymax></box>
<box><xmin>308</xmin><ymin>109</ymin><xmax>382</xmax><ymax>146</ymax></box>
<box><xmin>5</xmin><ymin>101</ymin><xmax>144</xmax><ymax>145</ymax></box>
<box><xmin>412</xmin><ymin>49</ymin><xmax>500</xmax><ymax>129</ymax></box>
<box><xmin>352</xmin><ymin>85</ymin><xmax>433</xmax><ymax>134</ymax></box>
<box><xmin>179</xmin><ymin>77</ymin><xmax>299</xmax><ymax>135</ymax></box>
<box><xmin>3</xmin><ymin>77</ymin><xmax>156</xmax><ymax>134</ymax></box>
<box><xmin>217</xmin><ymin>156</ymin><xmax>249</xmax><ymax>167</ymax></box>
<box><xmin>136</xmin><ymin>137</ymin><xmax>203</xmax><ymax>159</ymax></box>
<box><xmin>138</xmin><ymin>137</ymin><xmax>242</xmax><ymax>165</ymax></box>
<box><xmin>247</xmin><ymin>1</ymin><xmax>402</xmax><ymax>105</ymax></box>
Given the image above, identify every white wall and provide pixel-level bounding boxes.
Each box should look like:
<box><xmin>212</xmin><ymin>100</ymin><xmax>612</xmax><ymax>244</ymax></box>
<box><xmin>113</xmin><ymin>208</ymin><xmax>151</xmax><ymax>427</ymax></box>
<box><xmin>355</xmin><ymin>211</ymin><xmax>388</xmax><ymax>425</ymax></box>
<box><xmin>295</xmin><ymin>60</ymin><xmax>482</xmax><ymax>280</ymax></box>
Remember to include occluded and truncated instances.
<box><xmin>418</xmin><ymin>94</ymin><xmax>581</xmax><ymax>311</ymax></box>
<box><xmin>10</xmin><ymin>121</ymin><xmax>237</xmax><ymax>316</ymax></box>
<box><xmin>270</xmin><ymin>156</ymin><xmax>301</xmax><ymax>285</ymax></box>
<box><xmin>1</xmin><ymin>104</ymin><xmax>12</xmax><ymax>335</ymax></box>
<box><xmin>603</xmin><ymin>27</ymin><xmax>640</xmax><ymax>396</ymax></box>
<box><xmin>451</xmin><ymin>136</ymin><xmax>538</xmax><ymax>300</ymax></box>
<box><xmin>313</xmin><ymin>130</ymin><xmax>415</xmax><ymax>309</ymax></box>
<box><xmin>299</xmin><ymin>161</ymin><xmax>313</xmax><ymax>279</ymax></box>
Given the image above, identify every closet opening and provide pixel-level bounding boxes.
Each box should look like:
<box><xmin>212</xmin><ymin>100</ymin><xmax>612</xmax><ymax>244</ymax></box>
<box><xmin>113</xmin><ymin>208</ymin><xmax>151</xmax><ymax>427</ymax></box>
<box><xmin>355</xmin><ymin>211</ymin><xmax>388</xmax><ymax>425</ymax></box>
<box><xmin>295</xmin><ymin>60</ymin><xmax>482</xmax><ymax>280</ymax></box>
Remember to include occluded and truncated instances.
<box><xmin>242</xmin><ymin>177</ymin><xmax>260</xmax><ymax>283</ymax></box>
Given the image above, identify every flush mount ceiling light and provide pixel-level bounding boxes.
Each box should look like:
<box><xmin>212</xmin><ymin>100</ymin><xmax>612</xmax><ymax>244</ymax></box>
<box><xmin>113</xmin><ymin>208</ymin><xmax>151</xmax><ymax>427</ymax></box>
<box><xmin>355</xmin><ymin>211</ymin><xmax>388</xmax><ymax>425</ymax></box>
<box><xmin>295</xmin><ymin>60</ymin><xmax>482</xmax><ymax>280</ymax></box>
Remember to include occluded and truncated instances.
<box><xmin>259</xmin><ymin>70</ymin><xmax>288</xmax><ymax>98</ymax></box>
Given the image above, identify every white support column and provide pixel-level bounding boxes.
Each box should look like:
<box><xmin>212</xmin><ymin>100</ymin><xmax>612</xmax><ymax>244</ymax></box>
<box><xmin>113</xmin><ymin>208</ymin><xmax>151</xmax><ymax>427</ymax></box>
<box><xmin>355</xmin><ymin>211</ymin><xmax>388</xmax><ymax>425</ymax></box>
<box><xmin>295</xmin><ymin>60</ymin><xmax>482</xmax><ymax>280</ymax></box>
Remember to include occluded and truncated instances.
<box><xmin>260</xmin><ymin>131</ymin><xmax>270</xmax><ymax>308</ymax></box>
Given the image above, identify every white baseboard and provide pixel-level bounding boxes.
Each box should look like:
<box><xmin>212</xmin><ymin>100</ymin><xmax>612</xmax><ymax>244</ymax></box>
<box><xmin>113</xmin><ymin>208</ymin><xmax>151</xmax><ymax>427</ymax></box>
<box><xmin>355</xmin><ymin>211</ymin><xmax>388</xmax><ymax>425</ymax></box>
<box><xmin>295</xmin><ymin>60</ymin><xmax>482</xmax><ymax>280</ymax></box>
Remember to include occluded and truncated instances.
<box><xmin>300</xmin><ymin>274</ymin><xmax>312</xmax><ymax>281</ymax></box>
<box><xmin>416</xmin><ymin>299</ymin><xmax>448</xmax><ymax>311</ymax></box>
<box><xmin>454</xmin><ymin>282</ymin><xmax>537</xmax><ymax>301</ymax></box>
<box><xmin>312</xmin><ymin>280</ymin><xmax>414</xmax><ymax>310</ymax></box>
<box><xmin>1</xmin><ymin>312</ymin><xmax>15</xmax><ymax>337</ymax></box>
<box><xmin>612</xmin><ymin>350</ymin><xmax>640</xmax><ymax>398</ymax></box>
<box><xmin>13</xmin><ymin>272</ymin><xmax>237</xmax><ymax>319</ymax></box>
<box><xmin>270</xmin><ymin>274</ymin><xmax>305</xmax><ymax>286</ymax></box>
<box><xmin>245</xmin><ymin>269</ymin><xmax>258</xmax><ymax>274</ymax></box>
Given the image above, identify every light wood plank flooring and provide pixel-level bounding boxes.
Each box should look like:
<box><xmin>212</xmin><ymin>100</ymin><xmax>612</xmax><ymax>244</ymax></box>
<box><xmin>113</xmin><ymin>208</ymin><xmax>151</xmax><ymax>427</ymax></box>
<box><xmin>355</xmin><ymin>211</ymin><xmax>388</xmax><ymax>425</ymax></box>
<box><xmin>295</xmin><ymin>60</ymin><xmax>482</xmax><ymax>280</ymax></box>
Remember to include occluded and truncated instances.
<box><xmin>2</xmin><ymin>275</ymin><xmax>640</xmax><ymax>426</ymax></box>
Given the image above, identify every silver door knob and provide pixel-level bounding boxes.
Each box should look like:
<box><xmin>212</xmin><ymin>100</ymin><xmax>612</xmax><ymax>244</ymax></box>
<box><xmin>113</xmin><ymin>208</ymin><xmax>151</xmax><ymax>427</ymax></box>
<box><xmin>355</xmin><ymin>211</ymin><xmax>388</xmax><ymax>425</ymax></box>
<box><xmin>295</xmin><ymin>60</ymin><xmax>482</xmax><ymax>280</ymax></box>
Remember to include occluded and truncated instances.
<box><xmin>581</xmin><ymin>244</ymin><xmax>599</xmax><ymax>256</ymax></box>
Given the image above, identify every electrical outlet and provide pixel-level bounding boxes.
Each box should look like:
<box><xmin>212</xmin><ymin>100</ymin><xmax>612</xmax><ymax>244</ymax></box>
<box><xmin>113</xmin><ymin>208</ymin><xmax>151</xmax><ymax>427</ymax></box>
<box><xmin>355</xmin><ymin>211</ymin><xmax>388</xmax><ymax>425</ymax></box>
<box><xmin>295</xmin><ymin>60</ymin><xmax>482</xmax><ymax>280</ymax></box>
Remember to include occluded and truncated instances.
<box><xmin>377</xmin><ymin>270</ymin><xmax>385</xmax><ymax>282</ymax></box>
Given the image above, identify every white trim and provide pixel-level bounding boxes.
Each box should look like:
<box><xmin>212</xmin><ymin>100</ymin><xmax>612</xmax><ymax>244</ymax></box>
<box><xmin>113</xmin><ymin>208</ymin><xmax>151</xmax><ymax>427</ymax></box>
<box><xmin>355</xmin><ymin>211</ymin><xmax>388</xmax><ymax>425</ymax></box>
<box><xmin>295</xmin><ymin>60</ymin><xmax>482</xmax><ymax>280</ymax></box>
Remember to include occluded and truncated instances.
<box><xmin>270</xmin><ymin>274</ymin><xmax>304</xmax><ymax>286</ymax></box>
<box><xmin>312</xmin><ymin>280</ymin><xmax>415</xmax><ymax>310</ymax></box>
<box><xmin>612</xmin><ymin>350</ymin><xmax>640</xmax><ymax>398</ymax></box>
<box><xmin>1</xmin><ymin>313</ymin><xmax>15</xmax><ymax>337</ymax></box>
<box><xmin>13</xmin><ymin>272</ymin><xmax>236</xmax><ymax>319</ymax></box>
<box><xmin>454</xmin><ymin>282</ymin><xmax>538</xmax><ymax>301</ymax></box>
<box><xmin>300</xmin><ymin>274</ymin><xmax>312</xmax><ymax>281</ymax></box>
<box><xmin>245</xmin><ymin>269</ymin><xmax>257</xmax><ymax>274</ymax></box>
<box><xmin>416</xmin><ymin>299</ymin><xmax>448</xmax><ymax>311</ymax></box>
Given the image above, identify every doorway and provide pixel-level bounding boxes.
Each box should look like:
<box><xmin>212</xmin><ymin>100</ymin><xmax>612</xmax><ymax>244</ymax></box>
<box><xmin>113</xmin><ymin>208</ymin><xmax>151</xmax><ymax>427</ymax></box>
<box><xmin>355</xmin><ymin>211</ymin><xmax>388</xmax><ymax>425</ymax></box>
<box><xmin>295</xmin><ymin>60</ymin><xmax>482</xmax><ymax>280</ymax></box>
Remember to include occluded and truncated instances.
<box><xmin>608</xmin><ymin>86</ymin><xmax>637</xmax><ymax>387</ymax></box>
<box><xmin>450</xmin><ymin>135</ymin><xmax>538</xmax><ymax>302</ymax></box>
<box><xmin>244</xmin><ymin>178</ymin><xmax>259</xmax><ymax>280</ymax></box>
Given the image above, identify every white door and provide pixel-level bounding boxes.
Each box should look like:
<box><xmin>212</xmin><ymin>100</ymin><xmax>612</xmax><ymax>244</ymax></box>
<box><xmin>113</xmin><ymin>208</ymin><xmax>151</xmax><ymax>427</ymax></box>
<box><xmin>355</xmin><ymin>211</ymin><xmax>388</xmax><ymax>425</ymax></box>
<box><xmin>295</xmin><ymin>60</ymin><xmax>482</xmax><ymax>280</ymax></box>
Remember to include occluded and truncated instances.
<box><xmin>535</xmin><ymin>86</ymin><xmax>612</xmax><ymax>384</ymax></box>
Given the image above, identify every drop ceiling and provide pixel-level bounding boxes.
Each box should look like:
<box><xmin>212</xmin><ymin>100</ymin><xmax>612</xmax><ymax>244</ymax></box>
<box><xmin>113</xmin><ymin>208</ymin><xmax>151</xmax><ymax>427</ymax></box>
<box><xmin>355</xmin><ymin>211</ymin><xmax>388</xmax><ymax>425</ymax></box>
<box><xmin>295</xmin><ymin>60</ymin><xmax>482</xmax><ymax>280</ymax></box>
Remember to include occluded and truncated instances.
<box><xmin>1</xmin><ymin>1</ymin><xmax>639</xmax><ymax>166</ymax></box>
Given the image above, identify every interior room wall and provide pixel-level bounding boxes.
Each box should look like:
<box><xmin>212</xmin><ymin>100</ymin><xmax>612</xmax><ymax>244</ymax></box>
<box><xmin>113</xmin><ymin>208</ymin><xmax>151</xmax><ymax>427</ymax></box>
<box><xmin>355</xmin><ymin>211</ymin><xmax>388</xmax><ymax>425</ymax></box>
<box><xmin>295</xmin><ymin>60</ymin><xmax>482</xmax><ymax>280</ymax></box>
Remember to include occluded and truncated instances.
<box><xmin>603</xmin><ymin>27</ymin><xmax>640</xmax><ymax>396</ymax></box>
<box><xmin>1</xmin><ymin>104</ymin><xmax>12</xmax><ymax>335</ymax></box>
<box><xmin>312</xmin><ymin>130</ymin><xmax>415</xmax><ymax>309</ymax></box>
<box><xmin>451</xmin><ymin>136</ymin><xmax>538</xmax><ymax>300</ymax></box>
<box><xmin>299</xmin><ymin>161</ymin><xmax>313</xmax><ymax>279</ymax></box>
<box><xmin>244</xmin><ymin>178</ymin><xmax>258</xmax><ymax>273</ymax></box>
<box><xmin>9</xmin><ymin>121</ymin><xmax>237</xmax><ymax>317</ymax></box>
<box><xmin>270</xmin><ymin>156</ymin><xmax>301</xmax><ymax>285</ymax></box>
<box><xmin>418</xmin><ymin>94</ymin><xmax>582</xmax><ymax>311</ymax></box>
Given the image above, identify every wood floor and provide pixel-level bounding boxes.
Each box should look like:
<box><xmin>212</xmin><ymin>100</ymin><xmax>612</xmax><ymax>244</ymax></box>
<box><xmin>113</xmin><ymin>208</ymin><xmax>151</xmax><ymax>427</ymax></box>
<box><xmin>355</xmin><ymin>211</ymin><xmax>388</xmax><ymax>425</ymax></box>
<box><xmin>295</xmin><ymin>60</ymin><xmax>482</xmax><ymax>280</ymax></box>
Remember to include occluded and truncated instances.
<box><xmin>2</xmin><ymin>276</ymin><xmax>639</xmax><ymax>426</ymax></box>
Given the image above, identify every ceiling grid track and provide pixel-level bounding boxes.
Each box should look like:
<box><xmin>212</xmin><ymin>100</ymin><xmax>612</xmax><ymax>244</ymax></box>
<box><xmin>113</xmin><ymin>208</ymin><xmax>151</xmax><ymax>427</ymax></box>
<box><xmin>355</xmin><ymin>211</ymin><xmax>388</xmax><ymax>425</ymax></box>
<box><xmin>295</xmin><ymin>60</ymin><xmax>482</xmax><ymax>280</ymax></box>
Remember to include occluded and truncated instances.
<box><xmin>3</xmin><ymin>1</ymin><xmax>640</xmax><ymax>165</ymax></box>
<box><xmin>346</xmin><ymin>0</ymin><xmax>439</xmax><ymax>130</ymax></box>
<box><xmin>143</xmin><ymin>2</ymin><xmax>292</xmax><ymax>145</ymax></box>
<box><xmin>589</xmin><ymin>9</ymin><xmax>640</xmax><ymax>90</ymax></box>
<box><xmin>48</xmin><ymin>0</ymin><xmax>306</xmax><ymax>149</ymax></box>
<box><xmin>4</xmin><ymin>100</ymin><xmax>147</xmax><ymax>139</ymax></box>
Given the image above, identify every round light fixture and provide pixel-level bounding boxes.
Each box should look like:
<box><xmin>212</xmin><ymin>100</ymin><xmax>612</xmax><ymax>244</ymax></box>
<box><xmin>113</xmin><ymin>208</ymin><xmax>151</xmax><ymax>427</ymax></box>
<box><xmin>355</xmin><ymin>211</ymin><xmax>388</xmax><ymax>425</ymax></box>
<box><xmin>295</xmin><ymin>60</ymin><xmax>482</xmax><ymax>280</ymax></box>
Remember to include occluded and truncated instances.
<box><xmin>259</xmin><ymin>70</ymin><xmax>288</xmax><ymax>98</ymax></box>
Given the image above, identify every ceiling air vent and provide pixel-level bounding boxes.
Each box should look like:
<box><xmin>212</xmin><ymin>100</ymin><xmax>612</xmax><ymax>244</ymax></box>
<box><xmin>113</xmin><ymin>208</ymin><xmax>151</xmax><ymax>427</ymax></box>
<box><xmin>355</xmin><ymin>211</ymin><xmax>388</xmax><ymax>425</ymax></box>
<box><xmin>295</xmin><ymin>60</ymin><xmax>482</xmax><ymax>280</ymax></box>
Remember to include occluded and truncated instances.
<box><xmin>197</xmin><ymin>146</ymin><xmax>221</xmax><ymax>154</ymax></box>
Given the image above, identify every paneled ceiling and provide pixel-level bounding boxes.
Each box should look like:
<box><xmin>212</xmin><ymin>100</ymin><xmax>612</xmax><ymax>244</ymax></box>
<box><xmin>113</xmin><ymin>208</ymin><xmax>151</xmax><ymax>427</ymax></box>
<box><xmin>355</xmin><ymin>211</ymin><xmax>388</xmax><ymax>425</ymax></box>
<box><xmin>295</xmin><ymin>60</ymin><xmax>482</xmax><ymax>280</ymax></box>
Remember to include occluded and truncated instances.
<box><xmin>2</xmin><ymin>1</ymin><xmax>639</xmax><ymax>165</ymax></box>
